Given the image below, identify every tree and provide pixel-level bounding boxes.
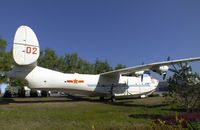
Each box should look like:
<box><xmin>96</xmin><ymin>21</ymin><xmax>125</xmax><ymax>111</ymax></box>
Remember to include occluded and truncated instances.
<box><xmin>56</xmin><ymin>56</ymin><xmax>68</xmax><ymax>72</ymax></box>
<box><xmin>9</xmin><ymin>78</ymin><xmax>28</xmax><ymax>87</ymax></box>
<box><xmin>0</xmin><ymin>39</ymin><xmax>12</xmax><ymax>83</ymax></box>
<box><xmin>93</xmin><ymin>59</ymin><xmax>113</xmax><ymax>74</ymax></box>
<box><xmin>168</xmin><ymin>66</ymin><xmax>200</xmax><ymax>112</ymax></box>
<box><xmin>0</xmin><ymin>38</ymin><xmax>7</xmax><ymax>52</ymax></box>
<box><xmin>63</xmin><ymin>53</ymin><xmax>94</xmax><ymax>74</ymax></box>
<box><xmin>115</xmin><ymin>64</ymin><xmax>126</xmax><ymax>70</ymax></box>
<box><xmin>9</xmin><ymin>78</ymin><xmax>28</xmax><ymax>97</ymax></box>
<box><xmin>38</xmin><ymin>48</ymin><xmax>58</xmax><ymax>70</ymax></box>
<box><xmin>3</xmin><ymin>90</ymin><xmax>12</xmax><ymax>98</ymax></box>
<box><xmin>63</xmin><ymin>53</ymin><xmax>82</xmax><ymax>73</ymax></box>
<box><xmin>38</xmin><ymin>49</ymin><xmax>114</xmax><ymax>74</ymax></box>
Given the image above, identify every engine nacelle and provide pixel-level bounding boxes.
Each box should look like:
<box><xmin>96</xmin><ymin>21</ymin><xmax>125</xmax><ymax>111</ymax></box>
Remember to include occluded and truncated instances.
<box><xmin>135</xmin><ymin>70</ymin><xmax>144</xmax><ymax>76</ymax></box>
<box><xmin>159</xmin><ymin>65</ymin><xmax>169</xmax><ymax>73</ymax></box>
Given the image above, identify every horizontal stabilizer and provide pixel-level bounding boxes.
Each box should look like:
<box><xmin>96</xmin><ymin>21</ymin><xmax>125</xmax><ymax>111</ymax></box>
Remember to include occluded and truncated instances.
<box><xmin>13</xmin><ymin>25</ymin><xmax>40</xmax><ymax>65</ymax></box>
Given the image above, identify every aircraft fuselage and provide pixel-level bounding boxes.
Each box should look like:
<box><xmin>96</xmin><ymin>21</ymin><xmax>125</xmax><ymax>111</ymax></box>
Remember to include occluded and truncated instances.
<box><xmin>9</xmin><ymin>66</ymin><xmax>158</xmax><ymax>97</ymax></box>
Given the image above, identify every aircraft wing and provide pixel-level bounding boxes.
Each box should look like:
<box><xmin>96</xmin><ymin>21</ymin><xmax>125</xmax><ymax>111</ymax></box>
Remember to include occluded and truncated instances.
<box><xmin>100</xmin><ymin>57</ymin><xmax>200</xmax><ymax>77</ymax></box>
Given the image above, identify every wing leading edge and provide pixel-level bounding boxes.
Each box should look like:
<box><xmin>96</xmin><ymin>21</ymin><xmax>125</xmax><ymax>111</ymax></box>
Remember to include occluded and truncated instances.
<box><xmin>100</xmin><ymin>57</ymin><xmax>200</xmax><ymax>77</ymax></box>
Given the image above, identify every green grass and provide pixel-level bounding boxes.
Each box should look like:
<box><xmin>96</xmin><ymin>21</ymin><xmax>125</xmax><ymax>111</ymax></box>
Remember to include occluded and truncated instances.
<box><xmin>0</xmin><ymin>96</ymin><xmax>174</xmax><ymax>130</ymax></box>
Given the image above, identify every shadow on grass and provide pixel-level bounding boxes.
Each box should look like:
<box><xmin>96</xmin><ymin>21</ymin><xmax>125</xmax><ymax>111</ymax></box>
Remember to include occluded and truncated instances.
<box><xmin>0</xmin><ymin>98</ymin><xmax>15</xmax><ymax>105</ymax></box>
<box><xmin>0</xmin><ymin>96</ymin><xmax>168</xmax><ymax>110</ymax></box>
<box><xmin>162</xmin><ymin>107</ymin><xmax>200</xmax><ymax>113</ymax></box>
<box><xmin>0</xmin><ymin>97</ymin><xmax>84</xmax><ymax>104</ymax></box>
<box><xmin>109</xmin><ymin>101</ymin><xmax>168</xmax><ymax>108</ymax></box>
<box><xmin>0</xmin><ymin>96</ymin><xmax>103</xmax><ymax>104</ymax></box>
<box><xmin>162</xmin><ymin>107</ymin><xmax>187</xmax><ymax>113</ymax></box>
<box><xmin>128</xmin><ymin>114</ymin><xmax>162</xmax><ymax>120</ymax></box>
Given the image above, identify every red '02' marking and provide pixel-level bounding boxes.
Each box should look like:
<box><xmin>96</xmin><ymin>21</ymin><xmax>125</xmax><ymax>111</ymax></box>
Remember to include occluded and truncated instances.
<box><xmin>26</xmin><ymin>47</ymin><xmax>37</xmax><ymax>54</ymax></box>
<box><xmin>32</xmin><ymin>47</ymin><xmax>37</xmax><ymax>54</ymax></box>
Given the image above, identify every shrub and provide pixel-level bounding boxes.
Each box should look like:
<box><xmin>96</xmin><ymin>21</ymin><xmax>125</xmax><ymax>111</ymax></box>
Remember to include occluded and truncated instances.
<box><xmin>3</xmin><ymin>90</ymin><xmax>12</xmax><ymax>98</ymax></box>
<box><xmin>18</xmin><ymin>87</ymin><xmax>26</xmax><ymax>97</ymax></box>
<box><xmin>155</xmin><ymin>112</ymin><xmax>200</xmax><ymax>129</ymax></box>
<box><xmin>148</xmin><ymin>93</ymin><xmax>160</xmax><ymax>97</ymax></box>
<box><xmin>41</xmin><ymin>91</ymin><xmax>48</xmax><ymax>97</ymax></box>
<box><xmin>162</xmin><ymin>93</ymin><xmax>168</xmax><ymax>97</ymax></box>
<box><xmin>167</xmin><ymin>66</ymin><xmax>200</xmax><ymax>112</ymax></box>
<box><xmin>30</xmin><ymin>89</ymin><xmax>38</xmax><ymax>97</ymax></box>
<box><xmin>188</xmin><ymin>121</ymin><xmax>200</xmax><ymax>130</ymax></box>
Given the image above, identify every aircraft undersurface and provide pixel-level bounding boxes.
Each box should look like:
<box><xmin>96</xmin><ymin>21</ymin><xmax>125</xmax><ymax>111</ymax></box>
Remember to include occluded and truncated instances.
<box><xmin>7</xmin><ymin>25</ymin><xmax>200</xmax><ymax>102</ymax></box>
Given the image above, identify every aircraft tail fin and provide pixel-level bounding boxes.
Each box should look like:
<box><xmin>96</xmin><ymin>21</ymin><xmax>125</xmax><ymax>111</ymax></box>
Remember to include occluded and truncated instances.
<box><xmin>13</xmin><ymin>25</ymin><xmax>40</xmax><ymax>66</ymax></box>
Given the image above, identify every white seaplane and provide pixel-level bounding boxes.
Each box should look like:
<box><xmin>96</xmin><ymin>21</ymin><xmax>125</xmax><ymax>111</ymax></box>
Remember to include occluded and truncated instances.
<box><xmin>7</xmin><ymin>25</ymin><xmax>200</xmax><ymax>101</ymax></box>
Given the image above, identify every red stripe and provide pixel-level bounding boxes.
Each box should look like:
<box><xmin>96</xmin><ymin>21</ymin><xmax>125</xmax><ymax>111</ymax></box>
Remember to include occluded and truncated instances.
<box><xmin>67</xmin><ymin>80</ymin><xmax>73</xmax><ymax>83</ymax></box>
<box><xmin>78</xmin><ymin>80</ymin><xmax>84</xmax><ymax>83</ymax></box>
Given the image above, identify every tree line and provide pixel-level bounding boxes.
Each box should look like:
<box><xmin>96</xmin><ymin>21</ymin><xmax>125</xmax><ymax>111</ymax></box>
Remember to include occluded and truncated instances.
<box><xmin>38</xmin><ymin>48</ymin><xmax>126</xmax><ymax>74</ymax></box>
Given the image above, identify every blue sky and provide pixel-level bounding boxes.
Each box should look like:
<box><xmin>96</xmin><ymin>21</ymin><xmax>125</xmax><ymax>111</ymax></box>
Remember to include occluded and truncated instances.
<box><xmin>0</xmin><ymin>0</ymin><xmax>200</xmax><ymax>72</ymax></box>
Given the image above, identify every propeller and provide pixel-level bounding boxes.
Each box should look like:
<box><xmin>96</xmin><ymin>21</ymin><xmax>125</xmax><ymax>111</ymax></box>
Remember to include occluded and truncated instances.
<box><xmin>166</xmin><ymin>56</ymin><xmax>191</xmax><ymax>78</ymax></box>
<box><xmin>153</xmin><ymin>56</ymin><xmax>192</xmax><ymax>80</ymax></box>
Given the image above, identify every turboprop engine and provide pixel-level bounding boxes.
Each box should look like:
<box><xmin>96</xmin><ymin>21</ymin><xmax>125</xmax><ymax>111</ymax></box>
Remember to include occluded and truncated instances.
<box><xmin>134</xmin><ymin>70</ymin><xmax>144</xmax><ymax>76</ymax></box>
<box><xmin>159</xmin><ymin>65</ymin><xmax>169</xmax><ymax>74</ymax></box>
<box><xmin>158</xmin><ymin>65</ymin><xmax>169</xmax><ymax>80</ymax></box>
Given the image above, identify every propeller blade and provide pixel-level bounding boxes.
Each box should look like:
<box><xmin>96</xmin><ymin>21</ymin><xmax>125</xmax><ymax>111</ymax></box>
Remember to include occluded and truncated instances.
<box><xmin>169</xmin><ymin>68</ymin><xmax>178</xmax><ymax>73</ymax></box>
<box><xmin>162</xmin><ymin>73</ymin><xmax>167</xmax><ymax>80</ymax></box>
<box><xmin>185</xmin><ymin>62</ymin><xmax>190</xmax><ymax>68</ymax></box>
<box><xmin>142</xmin><ymin>62</ymin><xmax>144</xmax><ymax>65</ymax></box>
<box><xmin>178</xmin><ymin>62</ymin><xmax>183</xmax><ymax>69</ymax></box>
<box><xmin>141</xmin><ymin>75</ymin><xmax>143</xmax><ymax>82</ymax></box>
<box><xmin>172</xmin><ymin>64</ymin><xmax>178</xmax><ymax>71</ymax></box>
<box><xmin>167</xmin><ymin>56</ymin><xmax>170</xmax><ymax>61</ymax></box>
